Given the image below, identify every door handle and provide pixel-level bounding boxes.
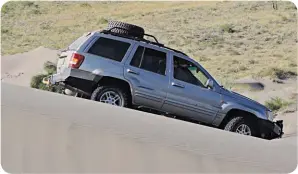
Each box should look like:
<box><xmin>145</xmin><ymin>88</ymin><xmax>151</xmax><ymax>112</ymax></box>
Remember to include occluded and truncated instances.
<box><xmin>171</xmin><ymin>82</ymin><xmax>185</xmax><ymax>88</ymax></box>
<box><xmin>127</xmin><ymin>69</ymin><xmax>139</xmax><ymax>75</ymax></box>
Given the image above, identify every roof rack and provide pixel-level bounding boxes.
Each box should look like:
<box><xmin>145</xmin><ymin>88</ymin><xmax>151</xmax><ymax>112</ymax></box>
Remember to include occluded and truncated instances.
<box><xmin>100</xmin><ymin>27</ymin><xmax>188</xmax><ymax>56</ymax></box>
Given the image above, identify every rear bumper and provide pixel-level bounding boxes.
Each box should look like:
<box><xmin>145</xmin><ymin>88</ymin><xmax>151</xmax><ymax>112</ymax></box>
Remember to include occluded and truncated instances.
<box><xmin>44</xmin><ymin>68</ymin><xmax>102</xmax><ymax>95</ymax></box>
<box><xmin>258</xmin><ymin>119</ymin><xmax>284</xmax><ymax>140</ymax></box>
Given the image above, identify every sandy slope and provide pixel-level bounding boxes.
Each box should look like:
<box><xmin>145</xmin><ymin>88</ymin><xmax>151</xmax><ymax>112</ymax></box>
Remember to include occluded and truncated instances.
<box><xmin>1</xmin><ymin>46</ymin><xmax>58</xmax><ymax>87</ymax></box>
<box><xmin>2</xmin><ymin>83</ymin><xmax>297</xmax><ymax>173</ymax></box>
<box><xmin>1</xmin><ymin>47</ymin><xmax>297</xmax><ymax>137</ymax></box>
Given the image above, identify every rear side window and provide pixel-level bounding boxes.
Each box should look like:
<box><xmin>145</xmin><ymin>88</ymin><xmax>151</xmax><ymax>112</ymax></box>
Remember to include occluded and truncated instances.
<box><xmin>88</xmin><ymin>37</ymin><xmax>130</xmax><ymax>62</ymax></box>
<box><xmin>130</xmin><ymin>46</ymin><xmax>167</xmax><ymax>75</ymax></box>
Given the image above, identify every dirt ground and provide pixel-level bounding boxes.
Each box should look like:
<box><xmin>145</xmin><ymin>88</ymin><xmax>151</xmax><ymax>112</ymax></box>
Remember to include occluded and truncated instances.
<box><xmin>1</xmin><ymin>47</ymin><xmax>297</xmax><ymax>137</ymax></box>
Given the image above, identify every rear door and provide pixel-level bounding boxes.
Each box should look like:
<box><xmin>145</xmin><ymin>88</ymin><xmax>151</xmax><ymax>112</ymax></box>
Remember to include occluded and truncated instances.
<box><xmin>124</xmin><ymin>43</ymin><xmax>170</xmax><ymax>110</ymax></box>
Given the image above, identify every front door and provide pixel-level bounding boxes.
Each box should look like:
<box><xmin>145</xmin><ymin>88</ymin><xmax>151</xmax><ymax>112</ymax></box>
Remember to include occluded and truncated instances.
<box><xmin>124</xmin><ymin>44</ymin><xmax>170</xmax><ymax>110</ymax></box>
<box><xmin>162</xmin><ymin>54</ymin><xmax>222</xmax><ymax>124</ymax></box>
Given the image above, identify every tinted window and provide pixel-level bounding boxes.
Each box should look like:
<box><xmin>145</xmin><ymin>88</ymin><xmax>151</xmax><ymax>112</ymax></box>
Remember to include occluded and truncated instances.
<box><xmin>130</xmin><ymin>46</ymin><xmax>144</xmax><ymax>67</ymax></box>
<box><xmin>173</xmin><ymin>56</ymin><xmax>209</xmax><ymax>87</ymax></box>
<box><xmin>130</xmin><ymin>46</ymin><xmax>166</xmax><ymax>75</ymax></box>
<box><xmin>88</xmin><ymin>37</ymin><xmax>130</xmax><ymax>62</ymax></box>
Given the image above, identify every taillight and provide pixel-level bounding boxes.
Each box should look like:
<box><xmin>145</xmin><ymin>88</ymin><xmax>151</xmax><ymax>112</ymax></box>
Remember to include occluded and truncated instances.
<box><xmin>69</xmin><ymin>53</ymin><xmax>85</xmax><ymax>68</ymax></box>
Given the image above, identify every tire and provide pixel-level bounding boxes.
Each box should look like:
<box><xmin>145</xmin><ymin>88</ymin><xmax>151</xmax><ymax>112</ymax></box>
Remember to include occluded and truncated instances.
<box><xmin>224</xmin><ymin>117</ymin><xmax>259</xmax><ymax>137</ymax></box>
<box><xmin>107</xmin><ymin>21</ymin><xmax>145</xmax><ymax>38</ymax></box>
<box><xmin>91</xmin><ymin>86</ymin><xmax>130</xmax><ymax>108</ymax></box>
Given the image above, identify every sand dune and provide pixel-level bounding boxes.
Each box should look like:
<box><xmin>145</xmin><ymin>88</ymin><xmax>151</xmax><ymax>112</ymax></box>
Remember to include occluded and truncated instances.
<box><xmin>1</xmin><ymin>46</ymin><xmax>58</xmax><ymax>87</ymax></box>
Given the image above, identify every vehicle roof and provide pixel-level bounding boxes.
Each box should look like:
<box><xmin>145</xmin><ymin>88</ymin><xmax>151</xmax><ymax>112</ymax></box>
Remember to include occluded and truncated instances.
<box><xmin>93</xmin><ymin>30</ymin><xmax>189</xmax><ymax>58</ymax></box>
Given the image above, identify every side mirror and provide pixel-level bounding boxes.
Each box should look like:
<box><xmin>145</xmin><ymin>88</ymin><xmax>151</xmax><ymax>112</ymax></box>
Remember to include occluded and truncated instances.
<box><xmin>206</xmin><ymin>79</ymin><xmax>214</xmax><ymax>89</ymax></box>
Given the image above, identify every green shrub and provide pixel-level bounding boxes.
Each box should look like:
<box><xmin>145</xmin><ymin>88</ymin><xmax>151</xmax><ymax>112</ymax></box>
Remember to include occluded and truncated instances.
<box><xmin>265</xmin><ymin>97</ymin><xmax>290</xmax><ymax>112</ymax></box>
<box><xmin>22</xmin><ymin>1</ymin><xmax>35</xmax><ymax>7</ymax></box>
<box><xmin>43</xmin><ymin>61</ymin><xmax>56</xmax><ymax>75</ymax></box>
<box><xmin>1</xmin><ymin>28</ymin><xmax>9</xmax><ymax>34</ymax></box>
<box><xmin>80</xmin><ymin>2</ymin><xmax>92</xmax><ymax>8</ymax></box>
<box><xmin>2</xmin><ymin>4</ymin><xmax>10</xmax><ymax>14</ymax></box>
<box><xmin>98</xmin><ymin>18</ymin><xmax>108</xmax><ymax>24</ymax></box>
<box><xmin>30</xmin><ymin>61</ymin><xmax>62</xmax><ymax>93</ymax></box>
<box><xmin>30</xmin><ymin>74</ymin><xmax>48</xmax><ymax>89</ymax></box>
<box><xmin>248</xmin><ymin>59</ymin><xmax>258</xmax><ymax>64</ymax></box>
<box><xmin>30</xmin><ymin>73</ymin><xmax>63</xmax><ymax>92</ymax></box>
<box><xmin>220</xmin><ymin>24</ymin><xmax>236</xmax><ymax>33</ymax></box>
<box><xmin>258</xmin><ymin>67</ymin><xmax>297</xmax><ymax>80</ymax></box>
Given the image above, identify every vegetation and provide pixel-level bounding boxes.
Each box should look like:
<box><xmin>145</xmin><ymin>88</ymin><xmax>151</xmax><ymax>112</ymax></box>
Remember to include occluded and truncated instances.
<box><xmin>265</xmin><ymin>97</ymin><xmax>291</xmax><ymax>112</ymax></box>
<box><xmin>2</xmin><ymin>1</ymin><xmax>297</xmax><ymax>86</ymax></box>
<box><xmin>30</xmin><ymin>61</ymin><xmax>62</xmax><ymax>93</ymax></box>
<box><xmin>258</xmin><ymin>67</ymin><xmax>297</xmax><ymax>80</ymax></box>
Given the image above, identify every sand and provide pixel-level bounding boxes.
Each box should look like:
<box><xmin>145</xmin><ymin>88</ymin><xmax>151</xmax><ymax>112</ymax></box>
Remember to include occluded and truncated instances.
<box><xmin>1</xmin><ymin>46</ymin><xmax>58</xmax><ymax>87</ymax></box>
<box><xmin>1</xmin><ymin>47</ymin><xmax>297</xmax><ymax>137</ymax></box>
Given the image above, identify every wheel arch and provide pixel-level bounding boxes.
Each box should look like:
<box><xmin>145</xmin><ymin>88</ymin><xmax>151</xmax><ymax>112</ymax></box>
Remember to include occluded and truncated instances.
<box><xmin>218</xmin><ymin>108</ymin><xmax>259</xmax><ymax>129</ymax></box>
<box><xmin>94</xmin><ymin>76</ymin><xmax>134</xmax><ymax>103</ymax></box>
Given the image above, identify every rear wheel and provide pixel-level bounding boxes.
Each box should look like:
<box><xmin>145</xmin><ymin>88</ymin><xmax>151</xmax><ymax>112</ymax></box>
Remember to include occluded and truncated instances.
<box><xmin>224</xmin><ymin>117</ymin><xmax>259</xmax><ymax>137</ymax></box>
<box><xmin>91</xmin><ymin>86</ymin><xmax>129</xmax><ymax>107</ymax></box>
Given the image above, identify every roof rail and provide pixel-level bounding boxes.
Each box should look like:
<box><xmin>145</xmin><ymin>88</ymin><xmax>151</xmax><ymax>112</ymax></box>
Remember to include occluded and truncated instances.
<box><xmin>99</xmin><ymin>27</ymin><xmax>188</xmax><ymax>56</ymax></box>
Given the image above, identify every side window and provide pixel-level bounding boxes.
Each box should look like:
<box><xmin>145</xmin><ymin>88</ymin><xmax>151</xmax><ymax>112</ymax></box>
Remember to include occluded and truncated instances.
<box><xmin>130</xmin><ymin>46</ymin><xmax>167</xmax><ymax>75</ymax></box>
<box><xmin>88</xmin><ymin>37</ymin><xmax>130</xmax><ymax>62</ymax></box>
<box><xmin>173</xmin><ymin>56</ymin><xmax>209</xmax><ymax>88</ymax></box>
<box><xmin>130</xmin><ymin>46</ymin><xmax>144</xmax><ymax>67</ymax></box>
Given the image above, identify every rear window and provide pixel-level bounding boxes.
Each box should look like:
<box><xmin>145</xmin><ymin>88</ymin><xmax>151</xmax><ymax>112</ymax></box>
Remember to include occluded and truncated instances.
<box><xmin>87</xmin><ymin>37</ymin><xmax>130</xmax><ymax>62</ymax></box>
<box><xmin>68</xmin><ymin>33</ymin><xmax>91</xmax><ymax>50</ymax></box>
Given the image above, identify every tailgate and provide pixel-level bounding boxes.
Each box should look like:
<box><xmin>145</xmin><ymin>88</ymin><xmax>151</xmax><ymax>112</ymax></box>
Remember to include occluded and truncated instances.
<box><xmin>57</xmin><ymin>32</ymin><xmax>93</xmax><ymax>73</ymax></box>
<box><xmin>56</xmin><ymin>50</ymin><xmax>75</xmax><ymax>74</ymax></box>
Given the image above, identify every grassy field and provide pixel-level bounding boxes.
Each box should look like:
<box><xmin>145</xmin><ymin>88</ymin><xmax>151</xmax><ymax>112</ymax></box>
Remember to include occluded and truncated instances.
<box><xmin>1</xmin><ymin>1</ymin><xmax>297</xmax><ymax>85</ymax></box>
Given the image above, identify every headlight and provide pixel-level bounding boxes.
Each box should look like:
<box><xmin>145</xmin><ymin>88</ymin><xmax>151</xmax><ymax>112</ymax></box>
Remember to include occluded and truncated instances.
<box><xmin>267</xmin><ymin>110</ymin><xmax>274</xmax><ymax>121</ymax></box>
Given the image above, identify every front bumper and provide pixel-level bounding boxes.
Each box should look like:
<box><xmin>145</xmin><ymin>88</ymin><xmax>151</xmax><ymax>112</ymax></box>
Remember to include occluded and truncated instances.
<box><xmin>258</xmin><ymin>119</ymin><xmax>284</xmax><ymax>140</ymax></box>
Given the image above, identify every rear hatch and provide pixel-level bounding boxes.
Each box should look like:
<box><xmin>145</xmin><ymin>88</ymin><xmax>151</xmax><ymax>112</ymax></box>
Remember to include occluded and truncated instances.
<box><xmin>57</xmin><ymin>32</ymin><xmax>92</xmax><ymax>73</ymax></box>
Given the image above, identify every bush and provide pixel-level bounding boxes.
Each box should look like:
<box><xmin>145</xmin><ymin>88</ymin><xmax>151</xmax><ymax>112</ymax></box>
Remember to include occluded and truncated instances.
<box><xmin>2</xmin><ymin>4</ymin><xmax>10</xmax><ymax>14</ymax></box>
<box><xmin>98</xmin><ymin>18</ymin><xmax>108</xmax><ymax>24</ymax></box>
<box><xmin>80</xmin><ymin>2</ymin><xmax>92</xmax><ymax>8</ymax></box>
<box><xmin>30</xmin><ymin>61</ymin><xmax>62</xmax><ymax>93</ymax></box>
<box><xmin>248</xmin><ymin>59</ymin><xmax>258</xmax><ymax>64</ymax></box>
<box><xmin>30</xmin><ymin>73</ymin><xmax>63</xmax><ymax>92</ymax></box>
<box><xmin>265</xmin><ymin>97</ymin><xmax>290</xmax><ymax>112</ymax></box>
<box><xmin>220</xmin><ymin>24</ymin><xmax>236</xmax><ymax>33</ymax></box>
<box><xmin>259</xmin><ymin>67</ymin><xmax>297</xmax><ymax>80</ymax></box>
<box><xmin>30</xmin><ymin>74</ymin><xmax>48</xmax><ymax>89</ymax></box>
<box><xmin>44</xmin><ymin>61</ymin><xmax>56</xmax><ymax>75</ymax></box>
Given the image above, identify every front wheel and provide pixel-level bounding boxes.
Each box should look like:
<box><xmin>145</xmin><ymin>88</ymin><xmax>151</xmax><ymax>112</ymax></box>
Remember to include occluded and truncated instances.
<box><xmin>91</xmin><ymin>86</ymin><xmax>129</xmax><ymax>107</ymax></box>
<box><xmin>224</xmin><ymin>117</ymin><xmax>259</xmax><ymax>137</ymax></box>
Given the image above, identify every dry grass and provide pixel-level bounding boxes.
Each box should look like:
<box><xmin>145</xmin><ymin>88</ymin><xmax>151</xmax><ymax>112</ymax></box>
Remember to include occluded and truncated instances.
<box><xmin>257</xmin><ymin>67</ymin><xmax>297</xmax><ymax>80</ymax></box>
<box><xmin>1</xmin><ymin>1</ymin><xmax>297</xmax><ymax>85</ymax></box>
<box><xmin>265</xmin><ymin>97</ymin><xmax>291</xmax><ymax>112</ymax></box>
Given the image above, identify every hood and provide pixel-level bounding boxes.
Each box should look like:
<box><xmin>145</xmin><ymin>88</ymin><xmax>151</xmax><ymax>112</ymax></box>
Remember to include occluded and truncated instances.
<box><xmin>221</xmin><ymin>87</ymin><xmax>268</xmax><ymax>110</ymax></box>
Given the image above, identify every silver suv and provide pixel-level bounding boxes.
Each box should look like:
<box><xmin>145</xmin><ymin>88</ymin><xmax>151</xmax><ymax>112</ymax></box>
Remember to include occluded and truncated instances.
<box><xmin>45</xmin><ymin>21</ymin><xmax>283</xmax><ymax>140</ymax></box>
